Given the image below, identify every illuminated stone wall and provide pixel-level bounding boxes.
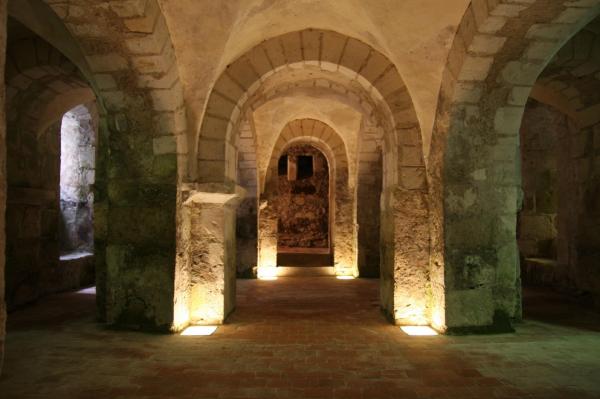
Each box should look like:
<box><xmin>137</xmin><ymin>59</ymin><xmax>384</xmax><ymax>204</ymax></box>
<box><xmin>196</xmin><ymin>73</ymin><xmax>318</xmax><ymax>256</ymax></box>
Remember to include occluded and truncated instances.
<box><xmin>59</xmin><ymin>104</ymin><xmax>96</xmax><ymax>255</ymax></box>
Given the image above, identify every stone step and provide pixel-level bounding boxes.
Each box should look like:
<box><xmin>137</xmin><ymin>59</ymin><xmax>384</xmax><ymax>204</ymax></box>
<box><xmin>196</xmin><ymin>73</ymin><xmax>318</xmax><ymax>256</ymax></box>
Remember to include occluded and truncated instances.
<box><xmin>276</xmin><ymin>266</ymin><xmax>335</xmax><ymax>277</ymax></box>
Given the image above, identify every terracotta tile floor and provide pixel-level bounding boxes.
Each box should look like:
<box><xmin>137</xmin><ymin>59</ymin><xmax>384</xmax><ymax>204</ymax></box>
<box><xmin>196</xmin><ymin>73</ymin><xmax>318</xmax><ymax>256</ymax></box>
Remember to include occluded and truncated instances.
<box><xmin>1</xmin><ymin>278</ymin><xmax>600</xmax><ymax>398</ymax></box>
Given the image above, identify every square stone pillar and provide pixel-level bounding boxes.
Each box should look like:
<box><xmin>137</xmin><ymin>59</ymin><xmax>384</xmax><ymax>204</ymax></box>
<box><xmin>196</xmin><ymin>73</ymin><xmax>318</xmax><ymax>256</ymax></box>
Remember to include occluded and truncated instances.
<box><xmin>257</xmin><ymin>197</ymin><xmax>278</xmax><ymax>278</ymax></box>
<box><xmin>182</xmin><ymin>191</ymin><xmax>242</xmax><ymax>325</ymax></box>
<box><xmin>333</xmin><ymin>187</ymin><xmax>358</xmax><ymax>277</ymax></box>
<box><xmin>287</xmin><ymin>155</ymin><xmax>297</xmax><ymax>181</ymax></box>
<box><xmin>380</xmin><ymin>186</ymin><xmax>430</xmax><ymax>325</ymax></box>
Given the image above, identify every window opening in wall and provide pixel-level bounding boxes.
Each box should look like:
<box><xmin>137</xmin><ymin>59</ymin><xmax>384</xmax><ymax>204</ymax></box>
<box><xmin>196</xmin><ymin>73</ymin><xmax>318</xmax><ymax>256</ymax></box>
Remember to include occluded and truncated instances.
<box><xmin>278</xmin><ymin>155</ymin><xmax>288</xmax><ymax>176</ymax></box>
<box><xmin>59</xmin><ymin>104</ymin><xmax>95</xmax><ymax>258</ymax></box>
<box><xmin>297</xmin><ymin>155</ymin><xmax>313</xmax><ymax>179</ymax></box>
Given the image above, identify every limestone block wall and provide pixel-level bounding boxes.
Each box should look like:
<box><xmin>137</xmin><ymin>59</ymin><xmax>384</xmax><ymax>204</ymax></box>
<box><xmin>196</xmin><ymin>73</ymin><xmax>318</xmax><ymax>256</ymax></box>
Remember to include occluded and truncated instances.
<box><xmin>518</xmin><ymin>16</ymin><xmax>600</xmax><ymax>305</ymax></box>
<box><xmin>5</xmin><ymin>118</ymin><xmax>61</xmax><ymax>308</ymax></box>
<box><xmin>235</xmin><ymin>121</ymin><xmax>257</xmax><ymax>275</ymax></box>
<box><xmin>518</xmin><ymin>100</ymin><xmax>562</xmax><ymax>260</ymax></box>
<box><xmin>357</xmin><ymin>147</ymin><xmax>382</xmax><ymax>277</ymax></box>
<box><xmin>236</xmin><ymin>197</ymin><xmax>257</xmax><ymax>276</ymax></box>
<box><xmin>519</xmin><ymin>102</ymin><xmax>600</xmax><ymax>304</ymax></box>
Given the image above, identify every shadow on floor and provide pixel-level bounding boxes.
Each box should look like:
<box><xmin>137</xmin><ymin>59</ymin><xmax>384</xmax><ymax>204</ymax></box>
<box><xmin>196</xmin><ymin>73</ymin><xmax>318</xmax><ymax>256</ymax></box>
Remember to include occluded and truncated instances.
<box><xmin>522</xmin><ymin>286</ymin><xmax>600</xmax><ymax>332</ymax></box>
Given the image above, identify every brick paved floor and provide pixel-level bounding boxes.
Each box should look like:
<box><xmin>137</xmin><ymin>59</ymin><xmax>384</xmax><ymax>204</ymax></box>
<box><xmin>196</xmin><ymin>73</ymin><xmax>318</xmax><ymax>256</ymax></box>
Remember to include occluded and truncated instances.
<box><xmin>1</xmin><ymin>277</ymin><xmax>599</xmax><ymax>398</ymax></box>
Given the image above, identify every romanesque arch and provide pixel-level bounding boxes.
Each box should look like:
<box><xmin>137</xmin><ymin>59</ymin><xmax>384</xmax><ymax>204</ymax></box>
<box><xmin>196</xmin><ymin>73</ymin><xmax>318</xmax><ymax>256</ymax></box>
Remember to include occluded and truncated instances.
<box><xmin>257</xmin><ymin>119</ymin><xmax>356</xmax><ymax>278</ymax></box>
<box><xmin>178</xmin><ymin>28</ymin><xmax>432</xmax><ymax>329</ymax></box>
<box><xmin>430</xmin><ymin>0</ymin><xmax>600</xmax><ymax>331</ymax></box>
<box><xmin>4</xmin><ymin>28</ymin><xmax>97</xmax><ymax>310</ymax></box>
<box><xmin>6</xmin><ymin>0</ymin><xmax>187</xmax><ymax>331</ymax></box>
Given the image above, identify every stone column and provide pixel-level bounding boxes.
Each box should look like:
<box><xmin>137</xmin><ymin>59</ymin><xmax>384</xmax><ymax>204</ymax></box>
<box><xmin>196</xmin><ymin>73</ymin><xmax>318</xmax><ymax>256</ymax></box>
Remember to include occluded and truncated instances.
<box><xmin>380</xmin><ymin>186</ymin><xmax>430</xmax><ymax>325</ymax></box>
<box><xmin>257</xmin><ymin>196</ymin><xmax>278</xmax><ymax>278</ymax></box>
<box><xmin>183</xmin><ymin>191</ymin><xmax>242</xmax><ymax>325</ymax></box>
<box><xmin>333</xmin><ymin>186</ymin><xmax>357</xmax><ymax>277</ymax></box>
<box><xmin>0</xmin><ymin>0</ymin><xmax>7</xmax><ymax>376</ymax></box>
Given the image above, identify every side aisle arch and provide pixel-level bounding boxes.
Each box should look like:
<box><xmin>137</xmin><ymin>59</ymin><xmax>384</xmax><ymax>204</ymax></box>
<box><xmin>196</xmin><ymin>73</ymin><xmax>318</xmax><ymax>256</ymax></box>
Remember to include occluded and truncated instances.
<box><xmin>430</xmin><ymin>0</ymin><xmax>600</xmax><ymax>331</ymax></box>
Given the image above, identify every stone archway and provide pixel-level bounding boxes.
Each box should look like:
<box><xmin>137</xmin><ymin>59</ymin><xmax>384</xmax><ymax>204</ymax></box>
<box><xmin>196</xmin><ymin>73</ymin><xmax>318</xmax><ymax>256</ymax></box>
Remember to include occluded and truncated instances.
<box><xmin>257</xmin><ymin>119</ymin><xmax>356</xmax><ymax>279</ymax></box>
<box><xmin>183</xmin><ymin>29</ymin><xmax>431</xmax><ymax>328</ymax></box>
<box><xmin>4</xmin><ymin>0</ymin><xmax>188</xmax><ymax>335</ymax></box>
<box><xmin>430</xmin><ymin>0</ymin><xmax>600</xmax><ymax>332</ymax></box>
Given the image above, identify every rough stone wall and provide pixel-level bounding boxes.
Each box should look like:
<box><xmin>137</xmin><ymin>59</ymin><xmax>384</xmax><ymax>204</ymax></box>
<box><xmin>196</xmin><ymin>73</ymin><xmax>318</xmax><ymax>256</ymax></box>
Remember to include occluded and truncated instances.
<box><xmin>179</xmin><ymin>191</ymin><xmax>240</xmax><ymax>327</ymax></box>
<box><xmin>519</xmin><ymin>101</ymin><xmax>600</xmax><ymax>306</ymax></box>
<box><xmin>235</xmin><ymin>121</ymin><xmax>257</xmax><ymax>275</ymax></box>
<box><xmin>529</xmin><ymin>16</ymin><xmax>600</xmax><ymax>306</ymax></box>
<box><xmin>34</xmin><ymin>0</ymin><xmax>189</xmax><ymax>331</ymax></box>
<box><xmin>518</xmin><ymin>99</ymin><xmax>562</xmax><ymax>260</ymax></box>
<box><xmin>0</xmin><ymin>0</ymin><xmax>7</xmax><ymax>376</ymax></box>
<box><xmin>357</xmin><ymin>150</ymin><xmax>382</xmax><ymax>277</ymax></box>
<box><xmin>235</xmin><ymin>197</ymin><xmax>257</xmax><ymax>275</ymax></box>
<box><xmin>3</xmin><ymin>19</ymin><xmax>97</xmax><ymax>310</ymax></box>
<box><xmin>277</xmin><ymin>145</ymin><xmax>329</xmax><ymax>249</ymax></box>
<box><xmin>5</xmin><ymin>117</ymin><xmax>61</xmax><ymax>308</ymax></box>
<box><xmin>577</xmin><ymin>121</ymin><xmax>600</xmax><ymax>306</ymax></box>
<box><xmin>59</xmin><ymin>103</ymin><xmax>96</xmax><ymax>254</ymax></box>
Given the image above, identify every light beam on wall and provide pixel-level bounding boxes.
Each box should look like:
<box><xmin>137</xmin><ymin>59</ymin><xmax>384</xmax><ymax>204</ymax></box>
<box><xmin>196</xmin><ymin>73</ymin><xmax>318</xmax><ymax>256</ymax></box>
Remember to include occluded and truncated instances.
<box><xmin>400</xmin><ymin>326</ymin><xmax>438</xmax><ymax>336</ymax></box>
<box><xmin>180</xmin><ymin>325</ymin><xmax>218</xmax><ymax>336</ymax></box>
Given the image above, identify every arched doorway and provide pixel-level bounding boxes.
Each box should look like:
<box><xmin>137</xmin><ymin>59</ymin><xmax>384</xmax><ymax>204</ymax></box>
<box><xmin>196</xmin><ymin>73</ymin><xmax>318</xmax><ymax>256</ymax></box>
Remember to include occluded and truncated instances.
<box><xmin>276</xmin><ymin>144</ymin><xmax>332</xmax><ymax>267</ymax></box>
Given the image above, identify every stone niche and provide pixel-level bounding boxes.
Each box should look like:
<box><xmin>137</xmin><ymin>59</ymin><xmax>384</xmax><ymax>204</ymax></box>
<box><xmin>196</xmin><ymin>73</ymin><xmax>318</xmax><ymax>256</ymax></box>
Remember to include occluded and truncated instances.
<box><xmin>277</xmin><ymin>145</ymin><xmax>330</xmax><ymax>250</ymax></box>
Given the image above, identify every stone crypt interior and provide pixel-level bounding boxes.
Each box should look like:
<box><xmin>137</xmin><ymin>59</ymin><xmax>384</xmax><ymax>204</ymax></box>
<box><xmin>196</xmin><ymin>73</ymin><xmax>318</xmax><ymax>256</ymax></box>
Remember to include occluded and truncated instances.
<box><xmin>0</xmin><ymin>0</ymin><xmax>600</xmax><ymax>398</ymax></box>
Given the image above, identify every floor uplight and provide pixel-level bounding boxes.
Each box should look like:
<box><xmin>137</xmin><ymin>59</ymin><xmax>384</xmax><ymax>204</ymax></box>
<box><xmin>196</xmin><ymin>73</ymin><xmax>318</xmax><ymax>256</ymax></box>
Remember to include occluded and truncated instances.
<box><xmin>400</xmin><ymin>326</ymin><xmax>438</xmax><ymax>336</ymax></box>
<box><xmin>336</xmin><ymin>275</ymin><xmax>355</xmax><ymax>280</ymax></box>
<box><xmin>258</xmin><ymin>266</ymin><xmax>278</xmax><ymax>280</ymax></box>
<box><xmin>180</xmin><ymin>325</ymin><xmax>218</xmax><ymax>336</ymax></box>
